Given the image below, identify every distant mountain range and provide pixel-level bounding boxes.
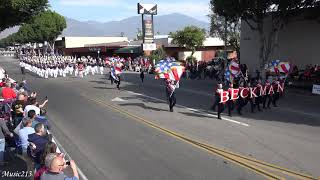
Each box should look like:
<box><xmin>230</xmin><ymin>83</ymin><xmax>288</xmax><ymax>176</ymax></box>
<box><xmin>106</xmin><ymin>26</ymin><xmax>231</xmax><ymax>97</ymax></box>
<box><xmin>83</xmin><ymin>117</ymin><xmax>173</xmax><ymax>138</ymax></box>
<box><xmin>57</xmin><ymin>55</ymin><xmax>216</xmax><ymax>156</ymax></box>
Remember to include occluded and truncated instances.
<box><xmin>0</xmin><ymin>13</ymin><xmax>209</xmax><ymax>40</ymax></box>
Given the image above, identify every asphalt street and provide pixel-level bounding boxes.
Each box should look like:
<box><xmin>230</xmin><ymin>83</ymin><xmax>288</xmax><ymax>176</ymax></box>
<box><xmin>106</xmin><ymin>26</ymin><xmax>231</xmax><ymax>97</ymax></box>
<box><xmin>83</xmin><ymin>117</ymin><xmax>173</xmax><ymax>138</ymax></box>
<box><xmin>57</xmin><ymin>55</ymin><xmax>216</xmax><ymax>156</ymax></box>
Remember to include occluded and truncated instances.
<box><xmin>1</xmin><ymin>57</ymin><xmax>262</xmax><ymax>180</ymax></box>
<box><xmin>1</xmin><ymin>56</ymin><xmax>320</xmax><ymax>180</ymax></box>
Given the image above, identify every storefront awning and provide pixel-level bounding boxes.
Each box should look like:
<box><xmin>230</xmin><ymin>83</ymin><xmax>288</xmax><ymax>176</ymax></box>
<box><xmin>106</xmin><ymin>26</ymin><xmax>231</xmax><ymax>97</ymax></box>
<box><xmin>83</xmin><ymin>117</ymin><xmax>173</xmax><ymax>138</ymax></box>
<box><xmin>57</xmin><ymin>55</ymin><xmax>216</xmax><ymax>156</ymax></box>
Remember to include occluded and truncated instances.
<box><xmin>115</xmin><ymin>46</ymin><xmax>142</xmax><ymax>54</ymax></box>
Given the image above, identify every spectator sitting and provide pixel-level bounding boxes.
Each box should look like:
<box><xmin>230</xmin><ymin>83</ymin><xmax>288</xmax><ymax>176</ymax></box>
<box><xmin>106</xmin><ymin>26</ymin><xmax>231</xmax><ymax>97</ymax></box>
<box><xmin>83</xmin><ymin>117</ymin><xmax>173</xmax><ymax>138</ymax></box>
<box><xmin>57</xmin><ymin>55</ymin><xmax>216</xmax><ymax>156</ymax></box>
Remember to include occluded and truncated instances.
<box><xmin>18</xmin><ymin>119</ymin><xmax>35</xmax><ymax>153</ymax></box>
<box><xmin>0</xmin><ymin>120</ymin><xmax>14</xmax><ymax>165</ymax></box>
<box><xmin>40</xmin><ymin>154</ymin><xmax>79</xmax><ymax>180</ymax></box>
<box><xmin>1</xmin><ymin>81</ymin><xmax>17</xmax><ymax>99</ymax></box>
<box><xmin>34</xmin><ymin>142</ymin><xmax>57</xmax><ymax>180</ymax></box>
<box><xmin>28</xmin><ymin>123</ymin><xmax>49</xmax><ymax>167</ymax></box>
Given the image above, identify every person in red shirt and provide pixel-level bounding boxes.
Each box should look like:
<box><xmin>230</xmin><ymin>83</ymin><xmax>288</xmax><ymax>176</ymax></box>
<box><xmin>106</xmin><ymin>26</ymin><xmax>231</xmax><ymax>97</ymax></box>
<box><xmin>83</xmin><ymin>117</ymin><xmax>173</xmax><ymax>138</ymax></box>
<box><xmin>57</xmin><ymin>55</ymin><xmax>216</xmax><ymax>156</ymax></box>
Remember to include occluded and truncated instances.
<box><xmin>2</xmin><ymin>82</ymin><xmax>17</xmax><ymax>99</ymax></box>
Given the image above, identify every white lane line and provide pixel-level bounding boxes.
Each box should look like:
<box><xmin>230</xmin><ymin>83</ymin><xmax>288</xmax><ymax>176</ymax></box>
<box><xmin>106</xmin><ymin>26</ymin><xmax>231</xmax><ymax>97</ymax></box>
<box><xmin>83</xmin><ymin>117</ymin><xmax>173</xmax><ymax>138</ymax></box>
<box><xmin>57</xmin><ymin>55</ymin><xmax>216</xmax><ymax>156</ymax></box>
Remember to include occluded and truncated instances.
<box><xmin>202</xmin><ymin>113</ymin><xmax>250</xmax><ymax>127</ymax></box>
<box><xmin>127</xmin><ymin>90</ymin><xmax>250</xmax><ymax>127</ymax></box>
<box><xmin>186</xmin><ymin>108</ymin><xmax>199</xmax><ymax>112</ymax></box>
<box><xmin>127</xmin><ymin>91</ymin><xmax>143</xmax><ymax>96</ymax></box>
<box><xmin>221</xmin><ymin>117</ymin><xmax>250</xmax><ymax>127</ymax></box>
<box><xmin>48</xmin><ymin>130</ymin><xmax>89</xmax><ymax>180</ymax></box>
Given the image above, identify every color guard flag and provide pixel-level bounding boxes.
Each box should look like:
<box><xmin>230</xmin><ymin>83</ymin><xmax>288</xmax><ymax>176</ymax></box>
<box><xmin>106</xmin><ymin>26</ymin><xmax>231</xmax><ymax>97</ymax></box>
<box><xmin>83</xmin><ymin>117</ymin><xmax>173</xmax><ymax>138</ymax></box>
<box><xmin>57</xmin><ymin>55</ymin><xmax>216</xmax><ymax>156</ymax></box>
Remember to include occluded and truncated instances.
<box><xmin>155</xmin><ymin>60</ymin><xmax>185</xmax><ymax>81</ymax></box>
<box><xmin>111</xmin><ymin>67</ymin><xmax>119</xmax><ymax>81</ymax></box>
<box><xmin>225</xmin><ymin>60</ymin><xmax>240</xmax><ymax>83</ymax></box>
<box><xmin>266</xmin><ymin>60</ymin><xmax>291</xmax><ymax>74</ymax></box>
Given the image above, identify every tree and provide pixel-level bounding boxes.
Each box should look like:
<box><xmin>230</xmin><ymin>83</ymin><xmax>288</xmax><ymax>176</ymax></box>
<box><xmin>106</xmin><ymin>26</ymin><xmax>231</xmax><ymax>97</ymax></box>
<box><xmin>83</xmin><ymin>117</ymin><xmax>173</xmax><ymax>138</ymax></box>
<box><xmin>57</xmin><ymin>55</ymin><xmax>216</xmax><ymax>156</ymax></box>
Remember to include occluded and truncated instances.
<box><xmin>170</xmin><ymin>26</ymin><xmax>206</xmax><ymax>60</ymax></box>
<box><xmin>209</xmin><ymin>13</ymin><xmax>240</xmax><ymax>56</ymax></box>
<box><xmin>135</xmin><ymin>28</ymin><xmax>143</xmax><ymax>41</ymax></box>
<box><xmin>0</xmin><ymin>0</ymin><xmax>48</xmax><ymax>32</ymax></box>
<box><xmin>211</xmin><ymin>0</ymin><xmax>320</xmax><ymax>69</ymax></box>
<box><xmin>0</xmin><ymin>10</ymin><xmax>66</xmax><ymax>52</ymax></box>
<box><xmin>120</xmin><ymin>32</ymin><xmax>125</xmax><ymax>37</ymax></box>
<box><xmin>30</xmin><ymin>11</ymin><xmax>66</xmax><ymax>44</ymax></box>
<box><xmin>149</xmin><ymin>46</ymin><xmax>166</xmax><ymax>64</ymax></box>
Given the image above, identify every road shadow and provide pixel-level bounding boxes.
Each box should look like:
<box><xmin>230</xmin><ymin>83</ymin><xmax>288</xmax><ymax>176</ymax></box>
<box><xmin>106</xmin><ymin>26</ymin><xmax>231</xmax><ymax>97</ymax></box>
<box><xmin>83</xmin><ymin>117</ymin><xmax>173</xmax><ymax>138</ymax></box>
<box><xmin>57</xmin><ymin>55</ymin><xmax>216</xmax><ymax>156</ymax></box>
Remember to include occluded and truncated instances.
<box><xmin>180</xmin><ymin>112</ymin><xmax>214</xmax><ymax>118</ymax></box>
<box><xmin>93</xmin><ymin>86</ymin><xmax>117</xmax><ymax>90</ymax></box>
<box><xmin>118</xmin><ymin>102</ymin><xmax>168</xmax><ymax>112</ymax></box>
<box><xmin>89</xmin><ymin>80</ymin><xmax>107</xmax><ymax>85</ymax></box>
<box><xmin>122</xmin><ymin>95</ymin><xmax>164</xmax><ymax>104</ymax></box>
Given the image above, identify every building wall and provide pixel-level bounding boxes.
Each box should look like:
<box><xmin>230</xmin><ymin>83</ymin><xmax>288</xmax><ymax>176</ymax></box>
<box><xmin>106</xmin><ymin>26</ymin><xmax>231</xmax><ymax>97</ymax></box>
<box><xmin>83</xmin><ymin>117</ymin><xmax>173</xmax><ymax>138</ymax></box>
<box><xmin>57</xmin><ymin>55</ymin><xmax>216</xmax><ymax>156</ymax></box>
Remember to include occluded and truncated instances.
<box><xmin>64</xmin><ymin>37</ymin><xmax>128</xmax><ymax>48</ymax></box>
<box><xmin>241</xmin><ymin>13</ymin><xmax>320</xmax><ymax>73</ymax></box>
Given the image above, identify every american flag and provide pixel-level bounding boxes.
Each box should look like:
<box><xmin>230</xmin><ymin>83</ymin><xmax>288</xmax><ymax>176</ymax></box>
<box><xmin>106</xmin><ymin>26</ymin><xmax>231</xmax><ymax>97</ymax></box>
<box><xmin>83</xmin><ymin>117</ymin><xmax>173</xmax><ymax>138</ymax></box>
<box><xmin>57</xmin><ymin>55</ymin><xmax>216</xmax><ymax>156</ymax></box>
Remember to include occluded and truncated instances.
<box><xmin>266</xmin><ymin>60</ymin><xmax>291</xmax><ymax>74</ymax></box>
<box><xmin>155</xmin><ymin>60</ymin><xmax>185</xmax><ymax>81</ymax></box>
<box><xmin>111</xmin><ymin>67</ymin><xmax>120</xmax><ymax>81</ymax></box>
<box><xmin>225</xmin><ymin>60</ymin><xmax>240</xmax><ymax>83</ymax></box>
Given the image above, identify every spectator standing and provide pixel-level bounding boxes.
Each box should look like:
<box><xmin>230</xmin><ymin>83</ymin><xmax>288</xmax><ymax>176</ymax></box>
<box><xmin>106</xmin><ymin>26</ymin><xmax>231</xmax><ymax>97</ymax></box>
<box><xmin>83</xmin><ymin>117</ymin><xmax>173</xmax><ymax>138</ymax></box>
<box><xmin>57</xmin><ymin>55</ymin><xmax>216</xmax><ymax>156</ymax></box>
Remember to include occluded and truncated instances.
<box><xmin>28</xmin><ymin>123</ymin><xmax>49</xmax><ymax>167</ymax></box>
<box><xmin>12</xmin><ymin>93</ymin><xmax>27</xmax><ymax>127</ymax></box>
<box><xmin>26</xmin><ymin>110</ymin><xmax>40</xmax><ymax>128</ymax></box>
<box><xmin>40</xmin><ymin>154</ymin><xmax>79</xmax><ymax>180</ymax></box>
<box><xmin>18</xmin><ymin>119</ymin><xmax>35</xmax><ymax>153</ymax></box>
<box><xmin>24</xmin><ymin>97</ymin><xmax>42</xmax><ymax>117</ymax></box>
<box><xmin>0</xmin><ymin>120</ymin><xmax>13</xmax><ymax>164</ymax></box>
<box><xmin>40</xmin><ymin>142</ymin><xmax>57</xmax><ymax>167</ymax></box>
<box><xmin>1</xmin><ymin>82</ymin><xmax>17</xmax><ymax>99</ymax></box>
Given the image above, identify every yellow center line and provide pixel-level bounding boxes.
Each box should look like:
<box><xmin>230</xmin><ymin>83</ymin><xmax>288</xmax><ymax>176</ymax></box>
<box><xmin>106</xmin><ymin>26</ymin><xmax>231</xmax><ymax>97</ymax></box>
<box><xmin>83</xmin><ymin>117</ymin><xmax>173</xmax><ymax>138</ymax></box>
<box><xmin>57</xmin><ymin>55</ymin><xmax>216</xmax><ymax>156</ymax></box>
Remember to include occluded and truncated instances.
<box><xmin>83</xmin><ymin>93</ymin><xmax>318</xmax><ymax>180</ymax></box>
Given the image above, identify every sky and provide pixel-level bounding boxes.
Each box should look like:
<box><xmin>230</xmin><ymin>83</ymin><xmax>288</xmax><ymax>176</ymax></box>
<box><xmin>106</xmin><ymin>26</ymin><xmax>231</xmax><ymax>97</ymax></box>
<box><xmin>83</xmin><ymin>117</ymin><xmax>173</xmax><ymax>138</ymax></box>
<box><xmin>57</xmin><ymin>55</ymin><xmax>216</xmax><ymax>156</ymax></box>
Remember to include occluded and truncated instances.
<box><xmin>49</xmin><ymin>0</ymin><xmax>211</xmax><ymax>22</ymax></box>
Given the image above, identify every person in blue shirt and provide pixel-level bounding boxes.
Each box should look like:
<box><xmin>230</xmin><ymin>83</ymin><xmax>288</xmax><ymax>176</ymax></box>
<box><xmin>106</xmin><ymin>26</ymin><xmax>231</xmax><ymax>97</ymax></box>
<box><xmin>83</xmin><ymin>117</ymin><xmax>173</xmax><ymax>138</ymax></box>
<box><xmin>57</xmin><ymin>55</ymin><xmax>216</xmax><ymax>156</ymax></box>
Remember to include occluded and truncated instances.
<box><xmin>28</xmin><ymin>123</ymin><xmax>49</xmax><ymax>168</ymax></box>
<box><xmin>18</xmin><ymin>119</ymin><xmax>35</xmax><ymax>153</ymax></box>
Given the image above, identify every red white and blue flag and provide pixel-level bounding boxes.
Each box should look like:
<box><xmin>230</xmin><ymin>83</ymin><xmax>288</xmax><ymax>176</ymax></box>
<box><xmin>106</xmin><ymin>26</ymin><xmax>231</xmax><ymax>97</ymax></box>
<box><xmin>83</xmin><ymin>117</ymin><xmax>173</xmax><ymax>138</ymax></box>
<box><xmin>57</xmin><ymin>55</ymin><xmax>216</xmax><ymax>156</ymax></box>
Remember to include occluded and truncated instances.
<box><xmin>225</xmin><ymin>60</ymin><xmax>240</xmax><ymax>83</ymax></box>
<box><xmin>266</xmin><ymin>60</ymin><xmax>292</xmax><ymax>74</ymax></box>
<box><xmin>155</xmin><ymin>60</ymin><xmax>185</xmax><ymax>81</ymax></box>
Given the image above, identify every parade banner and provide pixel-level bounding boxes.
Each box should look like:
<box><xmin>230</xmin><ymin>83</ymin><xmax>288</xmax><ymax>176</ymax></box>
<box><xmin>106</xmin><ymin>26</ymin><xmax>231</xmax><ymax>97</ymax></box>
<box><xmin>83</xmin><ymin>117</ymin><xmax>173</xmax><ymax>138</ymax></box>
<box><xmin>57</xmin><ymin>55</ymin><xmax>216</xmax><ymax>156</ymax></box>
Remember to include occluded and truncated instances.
<box><xmin>219</xmin><ymin>83</ymin><xmax>285</xmax><ymax>103</ymax></box>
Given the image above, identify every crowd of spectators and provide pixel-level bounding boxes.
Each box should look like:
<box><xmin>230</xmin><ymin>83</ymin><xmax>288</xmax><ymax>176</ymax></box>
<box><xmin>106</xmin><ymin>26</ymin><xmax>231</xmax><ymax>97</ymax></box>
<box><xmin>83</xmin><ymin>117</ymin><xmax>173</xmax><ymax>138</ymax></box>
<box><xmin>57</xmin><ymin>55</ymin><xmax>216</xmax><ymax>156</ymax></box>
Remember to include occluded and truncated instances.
<box><xmin>289</xmin><ymin>64</ymin><xmax>320</xmax><ymax>82</ymax></box>
<box><xmin>0</xmin><ymin>75</ymin><xmax>79</xmax><ymax>180</ymax></box>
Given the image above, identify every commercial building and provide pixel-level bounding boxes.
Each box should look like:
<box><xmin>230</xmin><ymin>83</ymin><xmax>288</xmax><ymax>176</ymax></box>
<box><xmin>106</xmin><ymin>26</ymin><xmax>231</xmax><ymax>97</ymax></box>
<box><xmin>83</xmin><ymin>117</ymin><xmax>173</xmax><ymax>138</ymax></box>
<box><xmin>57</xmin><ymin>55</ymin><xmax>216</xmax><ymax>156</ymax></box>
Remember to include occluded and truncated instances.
<box><xmin>154</xmin><ymin>36</ymin><xmax>225</xmax><ymax>62</ymax></box>
<box><xmin>55</xmin><ymin>36</ymin><xmax>130</xmax><ymax>57</ymax></box>
<box><xmin>240</xmin><ymin>7</ymin><xmax>320</xmax><ymax>72</ymax></box>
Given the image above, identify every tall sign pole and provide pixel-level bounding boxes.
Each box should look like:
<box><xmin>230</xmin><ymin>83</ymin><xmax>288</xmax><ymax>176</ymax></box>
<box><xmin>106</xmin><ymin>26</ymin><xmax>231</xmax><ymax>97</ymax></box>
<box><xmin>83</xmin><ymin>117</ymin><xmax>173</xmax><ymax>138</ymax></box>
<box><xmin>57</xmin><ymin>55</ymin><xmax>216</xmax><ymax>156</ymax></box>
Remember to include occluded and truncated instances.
<box><xmin>137</xmin><ymin>3</ymin><xmax>157</xmax><ymax>55</ymax></box>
